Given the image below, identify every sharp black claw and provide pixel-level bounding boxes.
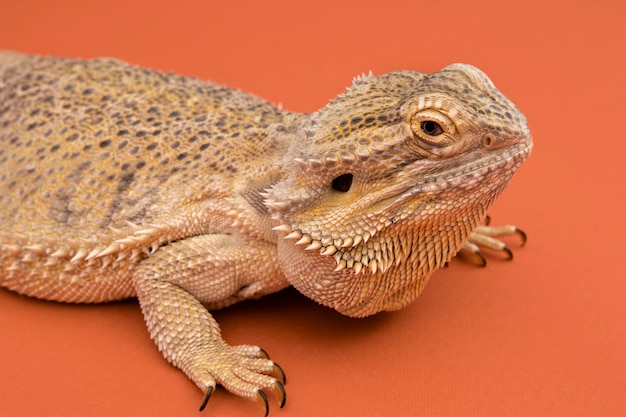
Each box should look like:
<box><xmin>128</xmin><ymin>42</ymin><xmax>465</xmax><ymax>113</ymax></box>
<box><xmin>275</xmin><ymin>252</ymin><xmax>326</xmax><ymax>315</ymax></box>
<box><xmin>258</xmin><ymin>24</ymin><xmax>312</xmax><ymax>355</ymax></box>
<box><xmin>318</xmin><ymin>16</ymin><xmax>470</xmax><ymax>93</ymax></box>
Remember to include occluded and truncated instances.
<box><xmin>199</xmin><ymin>386</ymin><xmax>213</xmax><ymax>412</ymax></box>
<box><xmin>273</xmin><ymin>362</ymin><xmax>287</xmax><ymax>384</ymax></box>
<box><xmin>484</xmin><ymin>214</ymin><xmax>491</xmax><ymax>226</ymax></box>
<box><xmin>258</xmin><ymin>389</ymin><xmax>269</xmax><ymax>417</ymax></box>
<box><xmin>275</xmin><ymin>380</ymin><xmax>287</xmax><ymax>408</ymax></box>
<box><xmin>475</xmin><ymin>251</ymin><xmax>487</xmax><ymax>267</ymax></box>
<box><xmin>503</xmin><ymin>246</ymin><xmax>513</xmax><ymax>260</ymax></box>
<box><xmin>515</xmin><ymin>228</ymin><xmax>527</xmax><ymax>247</ymax></box>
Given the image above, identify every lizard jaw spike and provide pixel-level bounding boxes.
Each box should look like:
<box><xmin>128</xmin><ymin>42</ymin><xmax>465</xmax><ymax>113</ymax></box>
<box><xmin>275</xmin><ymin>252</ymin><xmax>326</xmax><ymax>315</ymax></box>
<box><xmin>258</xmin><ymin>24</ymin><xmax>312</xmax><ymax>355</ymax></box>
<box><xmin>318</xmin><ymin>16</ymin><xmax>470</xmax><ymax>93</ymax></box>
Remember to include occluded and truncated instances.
<box><xmin>124</xmin><ymin>220</ymin><xmax>141</xmax><ymax>230</ymax></box>
<box><xmin>70</xmin><ymin>247</ymin><xmax>89</xmax><ymax>263</ymax></box>
<box><xmin>320</xmin><ymin>245</ymin><xmax>337</xmax><ymax>256</ymax></box>
<box><xmin>368</xmin><ymin>259</ymin><xmax>378</xmax><ymax>274</ymax></box>
<box><xmin>96</xmin><ymin>242</ymin><xmax>121</xmax><ymax>258</ymax></box>
<box><xmin>333</xmin><ymin>252</ymin><xmax>343</xmax><ymax>264</ymax></box>
<box><xmin>340</xmin><ymin>237</ymin><xmax>353</xmax><ymax>248</ymax></box>
<box><xmin>271</xmin><ymin>224</ymin><xmax>292</xmax><ymax>233</ymax></box>
<box><xmin>50</xmin><ymin>246</ymin><xmax>71</xmax><ymax>259</ymax></box>
<box><xmin>284</xmin><ymin>230</ymin><xmax>303</xmax><ymax>240</ymax></box>
<box><xmin>334</xmin><ymin>260</ymin><xmax>347</xmax><ymax>272</ymax></box>
<box><xmin>24</xmin><ymin>244</ymin><xmax>47</xmax><ymax>255</ymax></box>
<box><xmin>304</xmin><ymin>240</ymin><xmax>322</xmax><ymax>251</ymax></box>
<box><xmin>295</xmin><ymin>234</ymin><xmax>312</xmax><ymax>246</ymax></box>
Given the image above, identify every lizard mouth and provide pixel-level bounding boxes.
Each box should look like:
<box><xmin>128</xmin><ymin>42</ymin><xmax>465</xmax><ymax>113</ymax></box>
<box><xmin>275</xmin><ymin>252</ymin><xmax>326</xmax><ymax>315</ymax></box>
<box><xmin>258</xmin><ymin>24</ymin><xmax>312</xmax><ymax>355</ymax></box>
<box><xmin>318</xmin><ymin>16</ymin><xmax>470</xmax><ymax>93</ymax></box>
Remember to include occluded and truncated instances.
<box><xmin>382</xmin><ymin>140</ymin><xmax>533</xmax><ymax>205</ymax></box>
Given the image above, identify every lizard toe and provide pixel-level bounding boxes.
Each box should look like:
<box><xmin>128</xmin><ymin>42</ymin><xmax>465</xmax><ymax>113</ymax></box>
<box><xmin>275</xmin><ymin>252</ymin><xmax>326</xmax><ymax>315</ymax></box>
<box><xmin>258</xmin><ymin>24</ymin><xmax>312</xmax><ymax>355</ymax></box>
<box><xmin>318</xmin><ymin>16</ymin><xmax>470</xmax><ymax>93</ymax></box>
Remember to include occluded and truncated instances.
<box><xmin>459</xmin><ymin>222</ymin><xmax>527</xmax><ymax>266</ymax></box>
<box><xmin>233</xmin><ymin>344</ymin><xmax>272</xmax><ymax>359</ymax></box>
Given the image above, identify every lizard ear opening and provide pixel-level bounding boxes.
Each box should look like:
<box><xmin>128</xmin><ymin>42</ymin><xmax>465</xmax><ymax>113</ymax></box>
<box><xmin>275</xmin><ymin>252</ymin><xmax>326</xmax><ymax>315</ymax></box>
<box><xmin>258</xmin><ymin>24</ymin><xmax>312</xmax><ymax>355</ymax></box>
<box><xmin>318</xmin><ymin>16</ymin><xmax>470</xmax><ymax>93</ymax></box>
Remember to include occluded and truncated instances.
<box><xmin>331</xmin><ymin>173</ymin><xmax>353</xmax><ymax>192</ymax></box>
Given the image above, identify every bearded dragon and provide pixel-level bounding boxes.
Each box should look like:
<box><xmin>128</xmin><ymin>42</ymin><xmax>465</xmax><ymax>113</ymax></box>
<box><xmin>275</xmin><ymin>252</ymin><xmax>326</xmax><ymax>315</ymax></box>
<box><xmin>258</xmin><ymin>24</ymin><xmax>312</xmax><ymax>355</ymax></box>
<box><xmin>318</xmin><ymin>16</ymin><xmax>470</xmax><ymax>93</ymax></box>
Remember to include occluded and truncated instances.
<box><xmin>0</xmin><ymin>52</ymin><xmax>532</xmax><ymax>415</ymax></box>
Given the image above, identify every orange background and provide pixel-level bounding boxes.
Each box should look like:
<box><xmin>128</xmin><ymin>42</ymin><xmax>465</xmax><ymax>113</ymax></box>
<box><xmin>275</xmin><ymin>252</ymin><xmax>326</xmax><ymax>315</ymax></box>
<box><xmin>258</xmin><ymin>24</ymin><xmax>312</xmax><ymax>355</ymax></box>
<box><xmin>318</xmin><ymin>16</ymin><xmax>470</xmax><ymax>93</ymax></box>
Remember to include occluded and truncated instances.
<box><xmin>1</xmin><ymin>1</ymin><xmax>625</xmax><ymax>416</ymax></box>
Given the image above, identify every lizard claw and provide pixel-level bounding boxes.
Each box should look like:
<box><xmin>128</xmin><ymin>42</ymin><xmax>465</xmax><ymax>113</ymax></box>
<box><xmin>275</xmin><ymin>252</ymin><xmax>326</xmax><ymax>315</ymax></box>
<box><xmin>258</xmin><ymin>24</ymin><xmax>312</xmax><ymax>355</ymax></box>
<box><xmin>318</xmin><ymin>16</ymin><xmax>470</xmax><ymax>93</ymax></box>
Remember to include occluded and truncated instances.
<box><xmin>257</xmin><ymin>389</ymin><xmax>269</xmax><ymax>417</ymax></box>
<box><xmin>199</xmin><ymin>386</ymin><xmax>213</xmax><ymax>412</ymax></box>
<box><xmin>462</xmin><ymin>241</ymin><xmax>487</xmax><ymax>266</ymax></box>
<box><xmin>514</xmin><ymin>227</ymin><xmax>527</xmax><ymax>247</ymax></box>
<box><xmin>254</xmin><ymin>380</ymin><xmax>286</xmax><ymax>417</ymax></box>
<box><xmin>273</xmin><ymin>362</ymin><xmax>287</xmax><ymax>384</ymax></box>
<box><xmin>275</xmin><ymin>380</ymin><xmax>287</xmax><ymax>408</ymax></box>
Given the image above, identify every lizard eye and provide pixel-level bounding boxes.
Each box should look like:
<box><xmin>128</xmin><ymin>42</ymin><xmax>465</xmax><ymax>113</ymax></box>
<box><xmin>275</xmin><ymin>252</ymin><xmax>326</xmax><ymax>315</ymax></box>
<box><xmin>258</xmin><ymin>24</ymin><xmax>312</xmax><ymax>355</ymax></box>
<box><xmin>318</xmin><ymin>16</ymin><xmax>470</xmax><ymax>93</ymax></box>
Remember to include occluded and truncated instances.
<box><xmin>420</xmin><ymin>120</ymin><xmax>444</xmax><ymax>136</ymax></box>
<box><xmin>411</xmin><ymin>109</ymin><xmax>456</xmax><ymax>147</ymax></box>
<box><xmin>331</xmin><ymin>173</ymin><xmax>353</xmax><ymax>192</ymax></box>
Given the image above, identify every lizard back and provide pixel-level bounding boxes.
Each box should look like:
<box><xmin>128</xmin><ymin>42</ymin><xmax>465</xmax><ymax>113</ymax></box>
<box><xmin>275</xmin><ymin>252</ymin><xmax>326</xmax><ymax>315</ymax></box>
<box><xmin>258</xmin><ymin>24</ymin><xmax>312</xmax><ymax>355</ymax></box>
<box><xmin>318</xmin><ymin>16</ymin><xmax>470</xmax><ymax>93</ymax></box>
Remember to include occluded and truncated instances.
<box><xmin>0</xmin><ymin>53</ymin><xmax>290</xmax><ymax>301</ymax></box>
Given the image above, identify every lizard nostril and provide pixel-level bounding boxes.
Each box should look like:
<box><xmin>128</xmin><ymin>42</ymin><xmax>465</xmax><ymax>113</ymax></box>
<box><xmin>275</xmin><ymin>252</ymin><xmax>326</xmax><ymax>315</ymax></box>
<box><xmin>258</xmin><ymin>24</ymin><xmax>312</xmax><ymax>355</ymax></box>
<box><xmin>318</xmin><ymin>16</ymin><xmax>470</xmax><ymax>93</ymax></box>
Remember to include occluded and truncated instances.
<box><xmin>482</xmin><ymin>133</ymin><xmax>495</xmax><ymax>148</ymax></box>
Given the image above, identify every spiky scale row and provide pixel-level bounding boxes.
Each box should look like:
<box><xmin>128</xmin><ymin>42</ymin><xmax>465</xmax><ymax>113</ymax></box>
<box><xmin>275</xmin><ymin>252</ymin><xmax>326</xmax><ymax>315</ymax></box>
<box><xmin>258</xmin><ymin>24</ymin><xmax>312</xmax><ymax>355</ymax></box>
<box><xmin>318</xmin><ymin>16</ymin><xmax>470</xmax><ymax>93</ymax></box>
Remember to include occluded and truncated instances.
<box><xmin>0</xmin><ymin>221</ymin><xmax>181</xmax><ymax>283</ymax></box>
<box><xmin>273</xmin><ymin>222</ymin><xmax>398</xmax><ymax>275</ymax></box>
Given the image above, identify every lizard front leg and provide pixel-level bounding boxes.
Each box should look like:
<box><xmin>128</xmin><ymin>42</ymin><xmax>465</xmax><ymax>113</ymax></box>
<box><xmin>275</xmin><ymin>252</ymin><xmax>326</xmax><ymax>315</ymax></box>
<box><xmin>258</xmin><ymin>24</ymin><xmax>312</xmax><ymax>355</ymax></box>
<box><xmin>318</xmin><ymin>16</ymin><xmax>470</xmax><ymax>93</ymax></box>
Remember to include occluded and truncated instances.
<box><xmin>133</xmin><ymin>234</ymin><xmax>289</xmax><ymax>413</ymax></box>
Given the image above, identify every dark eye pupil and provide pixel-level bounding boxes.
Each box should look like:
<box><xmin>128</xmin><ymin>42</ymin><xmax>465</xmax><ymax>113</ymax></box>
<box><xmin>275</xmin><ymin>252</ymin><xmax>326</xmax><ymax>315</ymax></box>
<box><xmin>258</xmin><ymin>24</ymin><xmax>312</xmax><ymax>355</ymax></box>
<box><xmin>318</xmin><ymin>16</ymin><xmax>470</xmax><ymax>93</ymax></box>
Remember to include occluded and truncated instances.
<box><xmin>331</xmin><ymin>173</ymin><xmax>353</xmax><ymax>192</ymax></box>
<box><xmin>421</xmin><ymin>121</ymin><xmax>443</xmax><ymax>136</ymax></box>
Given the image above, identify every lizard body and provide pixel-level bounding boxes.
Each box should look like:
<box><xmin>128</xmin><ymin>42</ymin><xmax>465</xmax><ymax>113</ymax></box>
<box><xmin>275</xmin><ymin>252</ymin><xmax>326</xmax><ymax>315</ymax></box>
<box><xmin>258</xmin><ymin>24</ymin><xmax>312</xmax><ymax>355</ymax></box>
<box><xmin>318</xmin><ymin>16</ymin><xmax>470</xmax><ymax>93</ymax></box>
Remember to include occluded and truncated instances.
<box><xmin>0</xmin><ymin>52</ymin><xmax>532</xmax><ymax>413</ymax></box>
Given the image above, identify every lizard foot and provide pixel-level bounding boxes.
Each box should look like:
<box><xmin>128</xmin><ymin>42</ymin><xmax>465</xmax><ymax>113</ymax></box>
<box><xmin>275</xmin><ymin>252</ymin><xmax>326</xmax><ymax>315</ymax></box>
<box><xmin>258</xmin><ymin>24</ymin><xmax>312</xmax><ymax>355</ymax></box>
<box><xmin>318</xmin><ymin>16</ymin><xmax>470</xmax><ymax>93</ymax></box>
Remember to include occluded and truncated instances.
<box><xmin>459</xmin><ymin>222</ymin><xmax>526</xmax><ymax>267</ymax></box>
<box><xmin>194</xmin><ymin>344</ymin><xmax>286</xmax><ymax>414</ymax></box>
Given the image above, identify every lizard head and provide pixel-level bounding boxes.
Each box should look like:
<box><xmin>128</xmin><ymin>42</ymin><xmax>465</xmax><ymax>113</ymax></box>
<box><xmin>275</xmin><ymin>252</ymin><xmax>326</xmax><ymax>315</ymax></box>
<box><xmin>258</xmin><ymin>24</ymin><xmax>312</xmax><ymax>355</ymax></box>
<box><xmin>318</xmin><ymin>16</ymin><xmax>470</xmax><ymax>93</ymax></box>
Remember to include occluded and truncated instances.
<box><xmin>265</xmin><ymin>64</ymin><xmax>532</xmax><ymax>317</ymax></box>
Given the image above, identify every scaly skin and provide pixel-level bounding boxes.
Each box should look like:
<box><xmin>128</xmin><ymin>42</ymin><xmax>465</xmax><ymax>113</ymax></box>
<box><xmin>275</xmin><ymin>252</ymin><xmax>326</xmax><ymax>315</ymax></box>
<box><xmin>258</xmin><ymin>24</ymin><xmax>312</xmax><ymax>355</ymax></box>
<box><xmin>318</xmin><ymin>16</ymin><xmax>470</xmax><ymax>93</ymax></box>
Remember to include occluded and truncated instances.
<box><xmin>0</xmin><ymin>52</ymin><xmax>532</xmax><ymax>413</ymax></box>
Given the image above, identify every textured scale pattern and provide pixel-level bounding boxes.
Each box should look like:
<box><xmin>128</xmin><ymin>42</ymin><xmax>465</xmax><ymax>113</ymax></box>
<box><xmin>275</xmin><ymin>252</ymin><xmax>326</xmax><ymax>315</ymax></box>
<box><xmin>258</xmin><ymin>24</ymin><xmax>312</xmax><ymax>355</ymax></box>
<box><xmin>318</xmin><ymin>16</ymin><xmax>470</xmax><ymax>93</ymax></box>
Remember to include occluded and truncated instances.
<box><xmin>0</xmin><ymin>52</ymin><xmax>531</xmax><ymax>413</ymax></box>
